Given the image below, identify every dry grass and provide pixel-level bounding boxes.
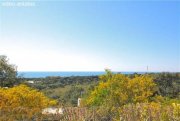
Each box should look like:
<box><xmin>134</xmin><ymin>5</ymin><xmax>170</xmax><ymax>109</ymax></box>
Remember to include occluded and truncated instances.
<box><xmin>0</xmin><ymin>103</ymin><xmax>179</xmax><ymax>121</ymax></box>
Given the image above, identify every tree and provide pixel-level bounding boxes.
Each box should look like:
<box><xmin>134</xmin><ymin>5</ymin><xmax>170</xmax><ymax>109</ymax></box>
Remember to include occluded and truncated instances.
<box><xmin>154</xmin><ymin>72</ymin><xmax>180</xmax><ymax>98</ymax></box>
<box><xmin>0</xmin><ymin>55</ymin><xmax>17</xmax><ymax>87</ymax></box>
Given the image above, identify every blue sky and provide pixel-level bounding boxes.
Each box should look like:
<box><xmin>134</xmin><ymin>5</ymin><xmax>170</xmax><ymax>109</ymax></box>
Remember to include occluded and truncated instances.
<box><xmin>0</xmin><ymin>1</ymin><xmax>179</xmax><ymax>72</ymax></box>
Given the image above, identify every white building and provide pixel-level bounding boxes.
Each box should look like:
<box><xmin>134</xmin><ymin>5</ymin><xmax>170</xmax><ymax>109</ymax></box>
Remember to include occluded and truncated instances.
<box><xmin>42</xmin><ymin>108</ymin><xmax>63</xmax><ymax>115</ymax></box>
<box><xmin>27</xmin><ymin>81</ymin><xmax>34</xmax><ymax>84</ymax></box>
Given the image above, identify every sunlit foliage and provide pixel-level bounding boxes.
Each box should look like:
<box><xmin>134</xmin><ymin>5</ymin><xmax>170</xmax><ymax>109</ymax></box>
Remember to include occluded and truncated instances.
<box><xmin>0</xmin><ymin>84</ymin><xmax>57</xmax><ymax>120</ymax></box>
<box><xmin>86</xmin><ymin>70</ymin><xmax>156</xmax><ymax>107</ymax></box>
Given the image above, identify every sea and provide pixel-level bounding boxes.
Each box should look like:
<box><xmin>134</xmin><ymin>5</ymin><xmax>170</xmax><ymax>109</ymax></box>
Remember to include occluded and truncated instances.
<box><xmin>18</xmin><ymin>71</ymin><xmax>145</xmax><ymax>78</ymax></box>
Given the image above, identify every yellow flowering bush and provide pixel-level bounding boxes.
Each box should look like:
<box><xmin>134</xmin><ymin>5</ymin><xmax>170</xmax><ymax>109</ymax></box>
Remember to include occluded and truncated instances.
<box><xmin>86</xmin><ymin>71</ymin><xmax>156</xmax><ymax>106</ymax></box>
<box><xmin>172</xmin><ymin>103</ymin><xmax>180</xmax><ymax>120</ymax></box>
<box><xmin>0</xmin><ymin>84</ymin><xmax>57</xmax><ymax>120</ymax></box>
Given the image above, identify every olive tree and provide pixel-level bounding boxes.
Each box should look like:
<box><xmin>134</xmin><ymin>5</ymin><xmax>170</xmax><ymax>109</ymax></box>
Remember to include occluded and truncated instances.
<box><xmin>0</xmin><ymin>55</ymin><xmax>17</xmax><ymax>87</ymax></box>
